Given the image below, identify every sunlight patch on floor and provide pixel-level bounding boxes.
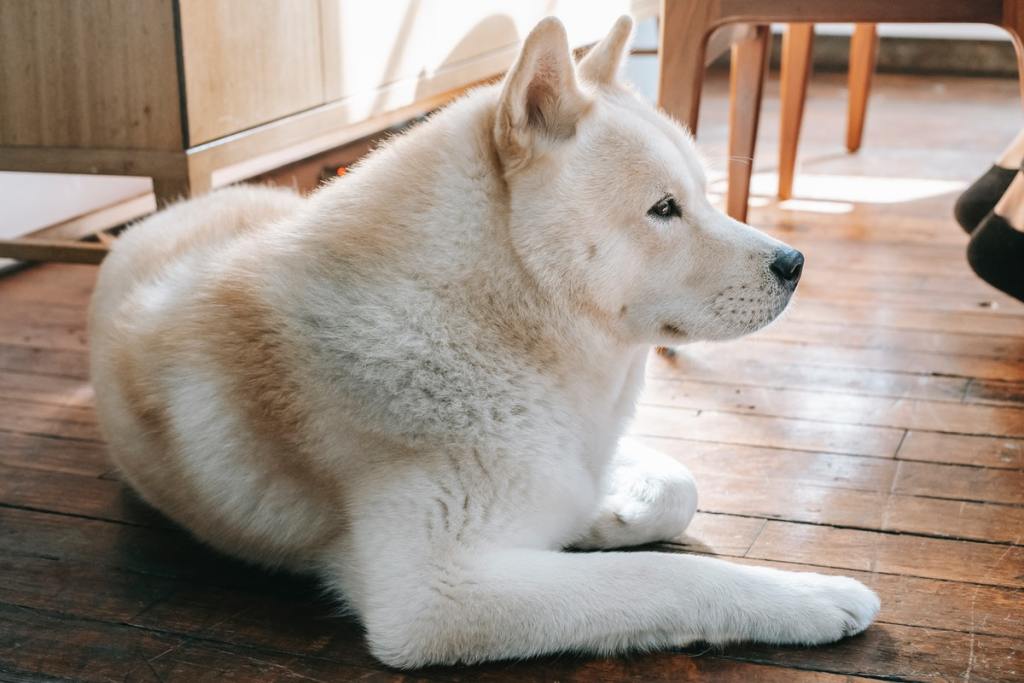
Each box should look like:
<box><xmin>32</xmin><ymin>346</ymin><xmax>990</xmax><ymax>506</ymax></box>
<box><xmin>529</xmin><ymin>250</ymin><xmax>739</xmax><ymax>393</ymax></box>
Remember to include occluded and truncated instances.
<box><xmin>776</xmin><ymin>198</ymin><xmax>856</xmax><ymax>214</ymax></box>
<box><xmin>735</xmin><ymin>173</ymin><xmax>966</xmax><ymax>204</ymax></box>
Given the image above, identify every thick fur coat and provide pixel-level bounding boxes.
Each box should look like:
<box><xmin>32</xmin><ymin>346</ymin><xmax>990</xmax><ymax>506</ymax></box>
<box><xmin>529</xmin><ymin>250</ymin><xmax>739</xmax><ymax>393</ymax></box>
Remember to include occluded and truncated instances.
<box><xmin>89</xmin><ymin>16</ymin><xmax>879</xmax><ymax>668</ymax></box>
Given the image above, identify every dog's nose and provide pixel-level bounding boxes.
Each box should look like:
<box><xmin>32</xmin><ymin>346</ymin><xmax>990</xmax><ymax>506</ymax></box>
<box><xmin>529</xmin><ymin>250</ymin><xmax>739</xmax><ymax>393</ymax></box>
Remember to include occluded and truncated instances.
<box><xmin>770</xmin><ymin>248</ymin><xmax>804</xmax><ymax>287</ymax></box>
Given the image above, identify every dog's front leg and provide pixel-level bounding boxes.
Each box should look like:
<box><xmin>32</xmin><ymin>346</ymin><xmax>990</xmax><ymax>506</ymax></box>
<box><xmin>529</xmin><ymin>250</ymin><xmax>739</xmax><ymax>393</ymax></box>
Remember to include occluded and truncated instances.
<box><xmin>345</xmin><ymin>544</ymin><xmax>879</xmax><ymax>668</ymax></box>
<box><xmin>574</xmin><ymin>436</ymin><xmax>698</xmax><ymax>549</ymax></box>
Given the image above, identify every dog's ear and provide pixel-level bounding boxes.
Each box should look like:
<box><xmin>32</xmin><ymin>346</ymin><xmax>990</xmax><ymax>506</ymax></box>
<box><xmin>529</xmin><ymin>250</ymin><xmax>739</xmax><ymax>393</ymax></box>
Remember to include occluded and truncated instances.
<box><xmin>494</xmin><ymin>17</ymin><xmax>590</xmax><ymax>170</ymax></box>
<box><xmin>577</xmin><ymin>15</ymin><xmax>634</xmax><ymax>86</ymax></box>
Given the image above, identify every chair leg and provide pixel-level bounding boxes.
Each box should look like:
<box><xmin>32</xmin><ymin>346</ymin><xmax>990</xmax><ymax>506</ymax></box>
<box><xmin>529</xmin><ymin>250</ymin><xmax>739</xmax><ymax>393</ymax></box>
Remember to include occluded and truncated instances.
<box><xmin>777</xmin><ymin>23</ymin><xmax>814</xmax><ymax>201</ymax></box>
<box><xmin>657</xmin><ymin>0</ymin><xmax>715</xmax><ymax>135</ymax></box>
<box><xmin>726</xmin><ymin>24</ymin><xmax>770</xmax><ymax>222</ymax></box>
<box><xmin>846</xmin><ymin>23</ymin><xmax>878</xmax><ymax>153</ymax></box>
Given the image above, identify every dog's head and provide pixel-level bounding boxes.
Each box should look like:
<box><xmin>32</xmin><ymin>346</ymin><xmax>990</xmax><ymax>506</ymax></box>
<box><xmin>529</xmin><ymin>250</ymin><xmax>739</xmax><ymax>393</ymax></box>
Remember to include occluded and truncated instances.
<box><xmin>495</xmin><ymin>16</ymin><xmax>803</xmax><ymax>344</ymax></box>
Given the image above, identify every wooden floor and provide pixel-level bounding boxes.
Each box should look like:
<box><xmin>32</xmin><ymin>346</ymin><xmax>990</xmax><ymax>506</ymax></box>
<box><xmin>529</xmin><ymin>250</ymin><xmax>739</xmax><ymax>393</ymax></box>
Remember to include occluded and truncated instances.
<box><xmin>2</xmin><ymin>72</ymin><xmax>1023</xmax><ymax>682</ymax></box>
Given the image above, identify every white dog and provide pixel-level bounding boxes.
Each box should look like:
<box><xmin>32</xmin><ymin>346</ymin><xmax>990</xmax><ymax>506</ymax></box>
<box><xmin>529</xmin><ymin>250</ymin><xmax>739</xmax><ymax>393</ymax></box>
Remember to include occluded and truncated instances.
<box><xmin>89</xmin><ymin>16</ymin><xmax>878</xmax><ymax>668</ymax></box>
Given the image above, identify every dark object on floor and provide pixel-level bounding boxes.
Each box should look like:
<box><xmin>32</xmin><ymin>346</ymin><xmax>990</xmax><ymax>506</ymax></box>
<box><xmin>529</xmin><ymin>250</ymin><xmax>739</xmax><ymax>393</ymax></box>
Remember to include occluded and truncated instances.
<box><xmin>954</xmin><ymin>164</ymin><xmax>1018</xmax><ymax>234</ymax></box>
<box><xmin>967</xmin><ymin>211</ymin><xmax>1024</xmax><ymax>301</ymax></box>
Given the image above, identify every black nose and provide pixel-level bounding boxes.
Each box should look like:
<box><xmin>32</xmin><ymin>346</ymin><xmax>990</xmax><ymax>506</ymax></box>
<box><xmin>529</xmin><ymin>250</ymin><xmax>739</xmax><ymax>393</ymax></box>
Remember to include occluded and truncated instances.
<box><xmin>770</xmin><ymin>248</ymin><xmax>804</xmax><ymax>286</ymax></box>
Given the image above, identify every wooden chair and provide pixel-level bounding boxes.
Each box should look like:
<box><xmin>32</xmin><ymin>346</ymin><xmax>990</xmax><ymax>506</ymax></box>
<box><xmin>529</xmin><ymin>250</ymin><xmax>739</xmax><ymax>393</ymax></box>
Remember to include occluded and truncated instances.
<box><xmin>659</xmin><ymin>0</ymin><xmax>1024</xmax><ymax>221</ymax></box>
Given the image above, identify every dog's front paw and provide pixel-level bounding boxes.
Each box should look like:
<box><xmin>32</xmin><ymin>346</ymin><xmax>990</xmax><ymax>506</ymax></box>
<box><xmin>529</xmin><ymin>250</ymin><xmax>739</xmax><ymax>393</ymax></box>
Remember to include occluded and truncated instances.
<box><xmin>575</xmin><ymin>468</ymin><xmax>698</xmax><ymax>550</ymax></box>
<box><xmin>763</xmin><ymin>572</ymin><xmax>880</xmax><ymax>645</ymax></box>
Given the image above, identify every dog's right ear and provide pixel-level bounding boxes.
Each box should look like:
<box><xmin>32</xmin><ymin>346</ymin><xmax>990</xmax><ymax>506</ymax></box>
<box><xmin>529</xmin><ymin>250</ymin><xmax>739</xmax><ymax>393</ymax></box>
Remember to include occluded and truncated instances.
<box><xmin>494</xmin><ymin>17</ymin><xmax>590</xmax><ymax>171</ymax></box>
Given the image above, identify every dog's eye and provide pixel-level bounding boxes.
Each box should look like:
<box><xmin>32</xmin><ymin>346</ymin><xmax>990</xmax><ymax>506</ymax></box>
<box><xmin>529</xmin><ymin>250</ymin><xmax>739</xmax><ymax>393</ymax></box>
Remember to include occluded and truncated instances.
<box><xmin>648</xmin><ymin>195</ymin><xmax>681</xmax><ymax>219</ymax></box>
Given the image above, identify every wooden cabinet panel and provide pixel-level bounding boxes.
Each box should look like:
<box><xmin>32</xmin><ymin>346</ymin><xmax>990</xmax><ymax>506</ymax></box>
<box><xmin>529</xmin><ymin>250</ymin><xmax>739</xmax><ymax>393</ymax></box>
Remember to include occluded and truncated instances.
<box><xmin>179</xmin><ymin>0</ymin><xmax>325</xmax><ymax>145</ymax></box>
<box><xmin>0</xmin><ymin>0</ymin><xmax>182</xmax><ymax>150</ymax></box>
<box><xmin>319</xmin><ymin>0</ymin><xmax>657</xmax><ymax>118</ymax></box>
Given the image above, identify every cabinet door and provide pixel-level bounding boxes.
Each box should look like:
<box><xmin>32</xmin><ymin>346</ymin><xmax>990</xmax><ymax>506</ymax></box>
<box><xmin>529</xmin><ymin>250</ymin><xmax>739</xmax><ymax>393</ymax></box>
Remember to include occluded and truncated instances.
<box><xmin>0</xmin><ymin>0</ymin><xmax>182</xmax><ymax>150</ymax></box>
<box><xmin>318</xmin><ymin>0</ymin><xmax>655</xmax><ymax>118</ymax></box>
<box><xmin>179</xmin><ymin>0</ymin><xmax>325</xmax><ymax>145</ymax></box>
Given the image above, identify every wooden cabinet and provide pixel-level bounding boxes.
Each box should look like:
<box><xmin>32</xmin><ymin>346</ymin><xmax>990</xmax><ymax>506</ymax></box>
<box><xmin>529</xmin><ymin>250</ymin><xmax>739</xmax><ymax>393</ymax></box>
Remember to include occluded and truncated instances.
<box><xmin>0</xmin><ymin>0</ymin><xmax>656</xmax><ymax>261</ymax></box>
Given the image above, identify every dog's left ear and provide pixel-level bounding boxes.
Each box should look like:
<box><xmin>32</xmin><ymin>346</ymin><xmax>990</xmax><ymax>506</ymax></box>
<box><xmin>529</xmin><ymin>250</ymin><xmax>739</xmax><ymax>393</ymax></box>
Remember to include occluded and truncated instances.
<box><xmin>494</xmin><ymin>17</ymin><xmax>590</xmax><ymax>170</ymax></box>
<box><xmin>577</xmin><ymin>15</ymin><xmax>634</xmax><ymax>86</ymax></box>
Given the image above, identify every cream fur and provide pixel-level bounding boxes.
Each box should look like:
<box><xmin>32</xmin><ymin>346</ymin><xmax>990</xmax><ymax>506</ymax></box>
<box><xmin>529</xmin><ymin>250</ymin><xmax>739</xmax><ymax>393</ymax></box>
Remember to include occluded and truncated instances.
<box><xmin>89</xmin><ymin>16</ymin><xmax>878</xmax><ymax>668</ymax></box>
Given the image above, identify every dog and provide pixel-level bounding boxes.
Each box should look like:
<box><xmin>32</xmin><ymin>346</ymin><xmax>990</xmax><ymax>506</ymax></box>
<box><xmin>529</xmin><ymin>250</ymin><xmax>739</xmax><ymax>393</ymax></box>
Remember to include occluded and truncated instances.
<box><xmin>89</xmin><ymin>16</ymin><xmax>879</xmax><ymax>668</ymax></box>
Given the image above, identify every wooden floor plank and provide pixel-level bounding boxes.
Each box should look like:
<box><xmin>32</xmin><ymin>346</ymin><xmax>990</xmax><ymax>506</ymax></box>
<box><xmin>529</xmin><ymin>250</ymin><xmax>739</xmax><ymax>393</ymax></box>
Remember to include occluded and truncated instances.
<box><xmin>694</xmin><ymin>477</ymin><xmax>1023</xmax><ymax>544</ymax></box>
<box><xmin>758</xmin><ymin>319</ymin><xmax>1024</xmax><ymax>362</ymax></box>
<box><xmin>0</xmin><ymin>396</ymin><xmax>102</xmax><ymax>442</ymax></box>
<box><xmin>794</xmin><ymin>282</ymin><xmax>1024</xmax><ymax>317</ymax></box>
<box><xmin>746</xmin><ymin>522</ymin><xmax>1024</xmax><ymax>588</ymax></box>
<box><xmin>644</xmin><ymin>437</ymin><xmax>1024</xmax><ymax>503</ymax></box>
<box><xmin>672</xmin><ymin>336</ymin><xmax>1024</xmax><ymax>381</ymax></box>
<box><xmin>721</xmin><ymin>622</ymin><xmax>1023</xmax><ymax>683</ymax></box>
<box><xmin>893</xmin><ymin>460</ymin><xmax>1024</xmax><ymax>505</ymax></box>
<box><xmin>0</xmin><ymin>603</ymin><xmax>410</xmax><ymax>683</ymax></box>
<box><xmin>798</xmin><ymin>269</ymin><xmax>1020</xmax><ymax>299</ymax></box>
<box><xmin>642</xmin><ymin>378</ymin><xmax>1024</xmax><ymax>437</ymax></box>
<box><xmin>640</xmin><ymin>440</ymin><xmax>1023</xmax><ymax>543</ymax></box>
<box><xmin>0</xmin><ymin>262</ymin><xmax>97</xmax><ymax>304</ymax></box>
<box><xmin>786</xmin><ymin>300</ymin><xmax>1024</xmax><ymax>337</ymax></box>
<box><xmin>637</xmin><ymin>437</ymin><xmax>899</xmax><ymax>491</ymax></box>
<box><xmin>897</xmin><ymin>431</ymin><xmax>1024</xmax><ymax>469</ymax></box>
<box><xmin>631</xmin><ymin>405</ymin><xmax>905</xmax><ymax>457</ymax></box>
<box><xmin>0</xmin><ymin>370</ymin><xmax>93</xmax><ymax>408</ymax></box>
<box><xmin>967</xmin><ymin>379</ymin><xmax>1024</xmax><ymax>407</ymax></box>
<box><xmin>649</xmin><ymin>350</ymin><xmax>971</xmax><ymax>403</ymax></box>
<box><xmin>0</xmin><ymin>463</ymin><xmax>165</xmax><ymax>527</ymax></box>
<box><xmin>0</xmin><ymin>431</ymin><xmax>108</xmax><ymax>477</ymax></box>
<box><xmin>0</xmin><ymin>343</ymin><xmax>90</xmax><ymax>380</ymax></box>
<box><xmin>0</xmin><ymin>300</ymin><xmax>88</xmax><ymax>351</ymax></box>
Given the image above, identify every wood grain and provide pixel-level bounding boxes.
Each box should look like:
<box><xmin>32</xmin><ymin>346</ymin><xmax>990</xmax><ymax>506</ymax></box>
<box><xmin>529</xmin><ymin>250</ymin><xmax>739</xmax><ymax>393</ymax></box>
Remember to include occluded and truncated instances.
<box><xmin>723</xmin><ymin>621</ymin><xmax>1023</xmax><ymax>683</ymax></box>
<box><xmin>726</xmin><ymin>25</ymin><xmax>770</xmax><ymax>221</ymax></box>
<box><xmin>967</xmin><ymin>379</ymin><xmax>1024</xmax><ymax>407</ymax></box>
<box><xmin>695</xmin><ymin>477</ymin><xmax>1024</xmax><ymax>544</ymax></box>
<box><xmin>0</xmin><ymin>301</ymin><xmax>89</xmax><ymax>351</ymax></box>
<box><xmin>0</xmin><ymin>431</ymin><xmax>108</xmax><ymax>477</ymax></box>
<box><xmin>0</xmin><ymin>343</ymin><xmax>89</xmax><ymax>381</ymax></box>
<box><xmin>897</xmin><ymin>431</ymin><xmax>1024</xmax><ymax>469</ymax></box>
<box><xmin>641</xmin><ymin>378</ymin><xmax>1024</xmax><ymax>436</ymax></box>
<box><xmin>757</xmin><ymin>319</ymin><xmax>1024</xmax><ymax>361</ymax></box>
<box><xmin>0</xmin><ymin>0</ymin><xmax>183</xmax><ymax>150</ymax></box>
<box><xmin>777</xmin><ymin>23</ymin><xmax>814</xmax><ymax>200</ymax></box>
<box><xmin>0</xmin><ymin>239</ymin><xmax>108</xmax><ymax>265</ymax></box>
<box><xmin>649</xmin><ymin>349</ymin><xmax>971</xmax><ymax>402</ymax></box>
<box><xmin>845</xmin><ymin>24</ymin><xmax>878</xmax><ymax>153</ymax></box>
<box><xmin>0</xmin><ymin>396</ymin><xmax>101</xmax><ymax>442</ymax></box>
<box><xmin>0</xmin><ymin>370</ymin><xmax>93</xmax><ymax>408</ymax></box>
<box><xmin>747</xmin><ymin>521</ymin><xmax>1024</xmax><ymax>588</ymax></box>
<box><xmin>631</xmin><ymin>405</ymin><xmax>905</xmax><ymax>457</ymax></box>
<box><xmin>893</xmin><ymin>460</ymin><xmax>1024</xmax><ymax>504</ymax></box>
<box><xmin>674</xmin><ymin>336</ymin><xmax>1024</xmax><ymax>381</ymax></box>
<box><xmin>640</xmin><ymin>438</ymin><xmax>1024</xmax><ymax>542</ymax></box>
<box><xmin>637</xmin><ymin>437</ymin><xmax>899</xmax><ymax>490</ymax></box>
<box><xmin>178</xmin><ymin>0</ymin><xmax>325</xmax><ymax>145</ymax></box>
